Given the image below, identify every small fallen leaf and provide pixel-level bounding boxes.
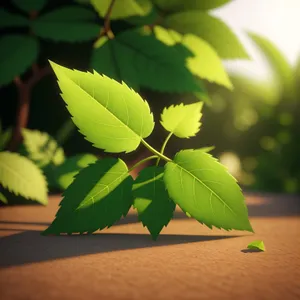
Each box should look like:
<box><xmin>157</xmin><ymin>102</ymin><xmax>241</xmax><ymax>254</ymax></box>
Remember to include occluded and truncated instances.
<box><xmin>247</xmin><ymin>240</ymin><xmax>265</xmax><ymax>252</ymax></box>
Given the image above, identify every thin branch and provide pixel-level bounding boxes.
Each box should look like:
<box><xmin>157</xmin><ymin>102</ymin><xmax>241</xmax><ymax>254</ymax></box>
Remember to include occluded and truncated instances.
<box><xmin>104</xmin><ymin>0</ymin><xmax>116</xmax><ymax>34</ymax></box>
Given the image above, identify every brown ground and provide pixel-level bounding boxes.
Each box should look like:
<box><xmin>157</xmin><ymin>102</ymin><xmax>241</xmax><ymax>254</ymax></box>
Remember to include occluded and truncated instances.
<box><xmin>0</xmin><ymin>193</ymin><xmax>299</xmax><ymax>300</ymax></box>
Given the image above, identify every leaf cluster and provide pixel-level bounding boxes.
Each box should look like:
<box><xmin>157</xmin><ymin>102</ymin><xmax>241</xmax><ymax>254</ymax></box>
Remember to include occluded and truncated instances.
<box><xmin>42</xmin><ymin>62</ymin><xmax>253</xmax><ymax>240</ymax></box>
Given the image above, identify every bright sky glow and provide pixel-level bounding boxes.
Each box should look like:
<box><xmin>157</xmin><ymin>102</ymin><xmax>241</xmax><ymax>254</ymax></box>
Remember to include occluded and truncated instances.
<box><xmin>212</xmin><ymin>0</ymin><xmax>300</xmax><ymax>80</ymax></box>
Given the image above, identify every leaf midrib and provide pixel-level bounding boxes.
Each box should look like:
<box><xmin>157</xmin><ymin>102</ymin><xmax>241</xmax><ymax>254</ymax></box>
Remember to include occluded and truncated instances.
<box><xmin>174</xmin><ymin>162</ymin><xmax>236</xmax><ymax>216</ymax></box>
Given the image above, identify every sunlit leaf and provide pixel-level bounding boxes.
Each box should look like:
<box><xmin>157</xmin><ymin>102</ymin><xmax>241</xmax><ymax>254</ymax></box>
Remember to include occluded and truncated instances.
<box><xmin>0</xmin><ymin>191</ymin><xmax>8</xmax><ymax>204</ymax></box>
<box><xmin>247</xmin><ymin>240</ymin><xmax>265</xmax><ymax>251</ymax></box>
<box><xmin>153</xmin><ymin>0</ymin><xmax>231</xmax><ymax>12</ymax></box>
<box><xmin>91</xmin><ymin>0</ymin><xmax>152</xmax><ymax>20</ymax></box>
<box><xmin>50</xmin><ymin>61</ymin><xmax>154</xmax><ymax>153</ymax></box>
<box><xmin>160</xmin><ymin>102</ymin><xmax>203</xmax><ymax>138</ymax></box>
<box><xmin>0</xmin><ymin>151</ymin><xmax>48</xmax><ymax>205</ymax></box>
<box><xmin>164</xmin><ymin>11</ymin><xmax>249</xmax><ymax>59</ymax></box>
<box><xmin>43</xmin><ymin>158</ymin><xmax>133</xmax><ymax>235</ymax></box>
<box><xmin>164</xmin><ymin>149</ymin><xmax>253</xmax><ymax>231</ymax></box>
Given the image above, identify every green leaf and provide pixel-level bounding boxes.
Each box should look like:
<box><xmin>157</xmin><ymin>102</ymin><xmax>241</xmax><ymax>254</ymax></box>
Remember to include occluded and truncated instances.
<box><xmin>31</xmin><ymin>6</ymin><xmax>101</xmax><ymax>42</ymax></box>
<box><xmin>50</xmin><ymin>60</ymin><xmax>154</xmax><ymax>153</ymax></box>
<box><xmin>248</xmin><ymin>32</ymin><xmax>295</xmax><ymax>98</ymax></box>
<box><xmin>0</xmin><ymin>9</ymin><xmax>29</xmax><ymax>28</ymax></box>
<box><xmin>153</xmin><ymin>26</ymin><xmax>183</xmax><ymax>46</ymax></box>
<box><xmin>0</xmin><ymin>35</ymin><xmax>39</xmax><ymax>86</ymax></box>
<box><xmin>91</xmin><ymin>29</ymin><xmax>201</xmax><ymax>93</ymax></box>
<box><xmin>54</xmin><ymin>154</ymin><xmax>98</xmax><ymax>189</ymax></box>
<box><xmin>199</xmin><ymin>146</ymin><xmax>215</xmax><ymax>153</ymax></box>
<box><xmin>133</xmin><ymin>166</ymin><xmax>176</xmax><ymax>240</ymax></box>
<box><xmin>125</xmin><ymin>7</ymin><xmax>158</xmax><ymax>26</ymax></box>
<box><xmin>164</xmin><ymin>12</ymin><xmax>249</xmax><ymax>59</ymax></box>
<box><xmin>43</xmin><ymin>158</ymin><xmax>133</xmax><ymax>235</ymax></box>
<box><xmin>21</xmin><ymin>129</ymin><xmax>65</xmax><ymax>168</ymax></box>
<box><xmin>0</xmin><ymin>128</ymin><xmax>12</xmax><ymax>151</ymax></box>
<box><xmin>164</xmin><ymin>149</ymin><xmax>253</xmax><ymax>231</ymax></box>
<box><xmin>0</xmin><ymin>151</ymin><xmax>48</xmax><ymax>205</ymax></box>
<box><xmin>247</xmin><ymin>240</ymin><xmax>265</xmax><ymax>252</ymax></box>
<box><xmin>91</xmin><ymin>0</ymin><xmax>152</xmax><ymax>20</ymax></box>
<box><xmin>153</xmin><ymin>0</ymin><xmax>231</xmax><ymax>12</ymax></box>
<box><xmin>12</xmin><ymin>0</ymin><xmax>47</xmax><ymax>13</ymax></box>
<box><xmin>55</xmin><ymin>119</ymin><xmax>76</xmax><ymax>146</ymax></box>
<box><xmin>182</xmin><ymin>34</ymin><xmax>233</xmax><ymax>89</ymax></box>
<box><xmin>0</xmin><ymin>191</ymin><xmax>8</xmax><ymax>204</ymax></box>
<box><xmin>160</xmin><ymin>102</ymin><xmax>203</xmax><ymax>138</ymax></box>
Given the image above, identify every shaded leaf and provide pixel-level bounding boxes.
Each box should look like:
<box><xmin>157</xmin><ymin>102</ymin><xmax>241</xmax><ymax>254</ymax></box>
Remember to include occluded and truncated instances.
<box><xmin>164</xmin><ymin>11</ymin><xmax>249</xmax><ymax>59</ymax></box>
<box><xmin>12</xmin><ymin>0</ymin><xmax>47</xmax><ymax>12</ymax></box>
<box><xmin>50</xmin><ymin>61</ymin><xmax>154</xmax><ymax>153</ymax></box>
<box><xmin>0</xmin><ymin>151</ymin><xmax>48</xmax><ymax>205</ymax></box>
<box><xmin>164</xmin><ymin>149</ymin><xmax>253</xmax><ymax>231</ymax></box>
<box><xmin>133</xmin><ymin>166</ymin><xmax>176</xmax><ymax>240</ymax></box>
<box><xmin>31</xmin><ymin>6</ymin><xmax>101</xmax><ymax>42</ymax></box>
<box><xmin>0</xmin><ymin>9</ymin><xmax>29</xmax><ymax>28</ymax></box>
<box><xmin>182</xmin><ymin>34</ymin><xmax>233</xmax><ymax>89</ymax></box>
<box><xmin>43</xmin><ymin>158</ymin><xmax>133</xmax><ymax>235</ymax></box>
<box><xmin>0</xmin><ymin>35</ymin><xmax>39</xmax><ymax>86</ymax></box>
<box><xmin>21</xmin><ymin>129</ymin><xmax>65</xmax><ymax>168</ymax></box>
<box><xmin>0</xmin><ymin>191</ymin><xmax>8</xmax><ymax>204</ymax></box>
<box><xmin>0</xmin><ymin>128</ymin><xmax>12</xmax><ymax>151</ymax></box>
<box><xmin>91</xmin><ymin>0</ymin><xmax>152</xmax><ymax>20</ymax></box>
<box><xmin>160</xmin><ymin>102</ymin><xmax>203</xmax><ymax>138</ymax></box>
<box><xmin>55</xmin><ymin>119</ymin><xmax>76</xmax><ymax>146</ymax></box>
<box><xmin>248</xmin><ymin>32</ymin><xmax>295</xmax><ymax>99</ymax></box>
<box><xmin>153</xmin><ymin>0</ymin><xmax>231</xmax><ymax>12</ymax></box>
<box><xmin>125</xmin><ymin>7</ymin><xmax>158</xmax><ymax>26</ymax></box>
<box><xmin>247</xmin><ymin>240</ymin><xmax>265</xmax><ymax>251</ymax></box>
<box><xmin>91</xmin><ymin>29</ymin><xmax>201</xmax><ymax>93</ymax></box>
<box><xmin>54</xmin><ymin>154</ymin><xmax>98</xmax><ymax>189</ymax></box>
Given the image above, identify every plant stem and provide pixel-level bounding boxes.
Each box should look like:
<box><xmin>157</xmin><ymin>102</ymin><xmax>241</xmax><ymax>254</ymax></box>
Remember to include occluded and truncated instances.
<box><xmin>156</xmin><ymin>132</ymin><xmax>173</xmax><ymax>166</ymax></box>
<box><xmin>141</xmin><ymin>139</ymin><xmax>172</xmax><ymax>163</ymax></box>
<box><xmin>103</xmin><ymin>0</ymin><xmax>116</xmax><ymax>38</ymax></box>
<box><xmin>7</xmin><ymin>66</ymin><xmax>51</xmax><ymax>151</ymax></box>
<box><xmin>128</xmin><ymin>155</ymin><xmax>158</xmax><ymax>172</ymax></box>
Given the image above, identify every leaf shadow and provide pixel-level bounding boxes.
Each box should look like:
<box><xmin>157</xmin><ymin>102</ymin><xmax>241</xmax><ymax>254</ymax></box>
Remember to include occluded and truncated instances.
<box><xmin>241</xmin><ymin>248</ymin><xmax>264</xmax><ymax>253</ymax></box>
<box><xmin>0</xmin><ymin>230</ymin><xmax>239</xmax><ymax>268</ymax></box>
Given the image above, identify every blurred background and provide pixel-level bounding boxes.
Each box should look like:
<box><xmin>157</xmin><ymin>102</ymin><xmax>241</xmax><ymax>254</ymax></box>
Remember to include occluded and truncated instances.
<box><xmin>0</xmin><ymin>0</ymin><xmax>299</xmax><ymax>195</ymax></box>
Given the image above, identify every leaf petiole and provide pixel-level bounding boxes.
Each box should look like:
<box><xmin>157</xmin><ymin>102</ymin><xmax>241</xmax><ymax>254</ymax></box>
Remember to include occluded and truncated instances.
<box><xmin>156</xmin><ymin>132</ymin><xmax>173</xmax><ymax>166</ymax></box>
<box><xmin>141</xmin><ymin>139</ymin><xmax>172</xmax><ymax>163</ymax></box>
<box><xmin>128</xmin><ymin>155</ymin><xmax>158</xmax><ymax>173</ymax></box>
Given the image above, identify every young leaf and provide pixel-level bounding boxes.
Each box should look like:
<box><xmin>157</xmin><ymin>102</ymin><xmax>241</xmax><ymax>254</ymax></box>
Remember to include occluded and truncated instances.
<box><xmin>0</xmin><ymin>151</ymin><xmax>48</xmax><ymax>205</ymax></box>
<box><xmin>0</xmin><ymin>128</ymin><xmax>12</xmax><ymax>151</ymax></box>
<box><xmin>31</xmin><ymin>6</ymin><xmax>101</xmax><ymax>42</ymax></box>
<box><xmin>21</xmin><ymin>129</ymin><xmax>65</xmax><ymax>168</ymax></box>
<box><xmin>91</xmin><ymin>29</ymin><xmax>202</xmax><ymax>93</ymax></box>
<box><xmin>0</xmin><ymin>9</ymin><xmax>29</xmax><ymax>29</ymax></box>
<box><xmin>248</xmin><ymin>32</ymin><xmax>295</xmax><ymax>99</ymax></box>
<box><xmin>153</xmin><ymin>26</ymin><xmax>183</xmax><ymax>46</ymax></box>
<box><xmin>0</xmin><ymin>35</ymin><xmax>39</xmax><ymax>86</ymax></box>
<box><xmin>182</xmin><ymin>34</ymin><xmax>233</xmax><ymax>89</ymax></box>
<box><xmin>164</xmin><ymin>12</ymin><xmax>249</xmax><ymax>59</ymax></box>
<box><xmin>160</xmin><ymin>102</ymin><xmax>203</xmax><ymax>138</ymax></box>
<box><xmin>50</xmin><ymin>61</ymin><xmax>154</xmax><ymax>153</ymax></box>
<box><xmin>133</xmin><ymin>166</ymin><xmax>176</xmax><ymax>240</ymax></box>
<box><xmin>0</xmin><ymin>191</ymin><xmax>8</xmax><ymax>204</ymax></box>
<box><xmin>247</xmin><ymin>240</ymin><xmax>265</xmax><ymax>252</ymax></box>
<box><xmin>153</xmin><ymin>0</ymin><xmax>231</xmax><ymax>12</ymax></box>
<box><xmin>91</xmin><ymin>0</ymin><xmax>152</xmax><ymax>20</ymax></box>
<box><xmin>54</xmin><ymin>154</ymin><xmax>98</xmax><ymax>189</ymax></box>
<box><xmin>164</xmin><ymin>149</ymin><xmax>253</xmax><ymax>232</ymax></box>
<box><xmin>12</xmin><ymin>0</ymin><xmax>47</xmax><ymax>13</ymax></box>
<box><xmin>43</xmin><ymin>158</ymin><xmax>133</xmax><ymax>235</ymax></box>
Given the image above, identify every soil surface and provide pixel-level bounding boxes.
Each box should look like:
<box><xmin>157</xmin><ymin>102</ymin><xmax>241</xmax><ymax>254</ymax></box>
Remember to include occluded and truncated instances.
<box><xmin>0</xmin><ymin>193</ymin><xmax>299</xmax><ymax>300</ymax></box>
